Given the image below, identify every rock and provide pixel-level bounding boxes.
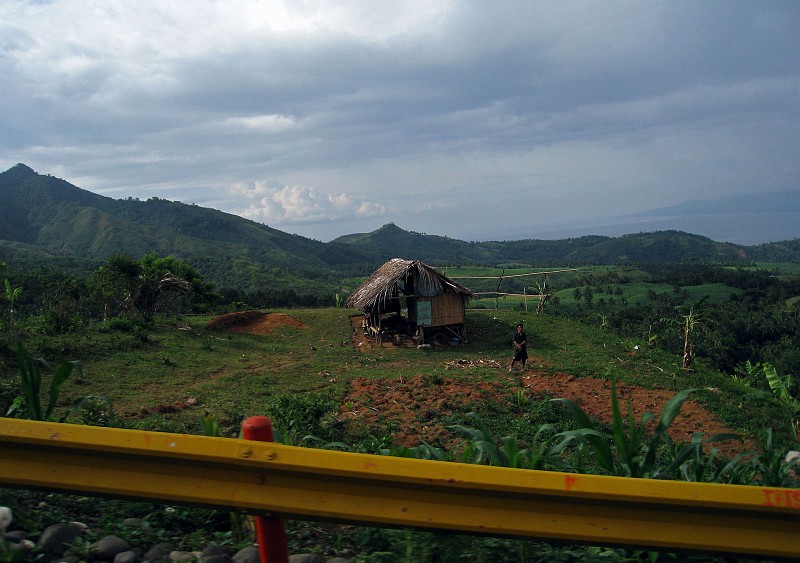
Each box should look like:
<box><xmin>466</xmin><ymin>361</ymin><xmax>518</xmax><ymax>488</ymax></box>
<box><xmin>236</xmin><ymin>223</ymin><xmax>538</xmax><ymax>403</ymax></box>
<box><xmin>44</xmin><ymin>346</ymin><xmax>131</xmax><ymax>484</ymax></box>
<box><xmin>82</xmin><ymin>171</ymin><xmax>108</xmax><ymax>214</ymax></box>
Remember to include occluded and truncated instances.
<box><xmin>232</xmin><ymin>545</ymin><xmax>260</xmax><ymax>563</ymax></box>
<box><xmin>37</xmin><ymin>522</ymin><xmax>79</xmax><ymax>554</ymax></box>
<box><xmin>92</xmin><ymin>534</ymin><xmax>132</xmax><ymax>559</ymax></box>
<box><xmin>2</xmin><ymin>529</ymin><xmax>27</xmax><ymax>542</ymax></box>
<box><xmin>143</xmin><ymin>541</ymin><xmax>176</xmax><ymax>561</ymax></box>
<box><xmin>202</xmin><ymin>544</ymin><xmax>233</xmax><ymax>557</ymax></box>
<box><xmin>122</xmin><ymin>517</ymin><xmax>143</xmax><ymax>526</ymax></box>
<box><xmin>6</xmin><ymin>538</ymin><xmax>35</xmax><ymax>559</ymax></box>
<box><xmin>115</xmin><ymin>548</ymin><xmax>144</xmax><ymax>563</ymax></box>
<box><xmin>289</xmin><ymin>554</ymin><xmax>326</xmax><ymax>563</ymax></box>
<box><xmin>170</xmin><ymin>550</ymin><xmax>202</xmax><ymax>562</ymax></box>
<box><xmin>201</xmin><ymin>544</ymin><xmax>234</xmax><ymax>562</ymax></box>
<box><xmin>0</xmin><ymin>507</ymin><xmax>11</xmax><ymax>534</ymax></box>
<box><xmin>122</xmin><ymin>517</ymin><xmax>154</xmax><ymax>537</ymax></box>
<box><xmin>326</xmin><ymin>558</ymin><xmax>354</xmax><ymax>563</ymax></box>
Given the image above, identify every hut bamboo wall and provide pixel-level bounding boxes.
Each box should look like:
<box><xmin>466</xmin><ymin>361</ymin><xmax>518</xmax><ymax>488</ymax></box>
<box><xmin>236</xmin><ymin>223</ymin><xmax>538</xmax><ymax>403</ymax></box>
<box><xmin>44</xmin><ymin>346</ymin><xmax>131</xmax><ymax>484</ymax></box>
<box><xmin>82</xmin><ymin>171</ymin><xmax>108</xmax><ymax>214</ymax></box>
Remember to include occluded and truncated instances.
<box><xmin>409</xmin><ymin>292</ymin><xmax>465</xmax><ymax>327</ymax></box>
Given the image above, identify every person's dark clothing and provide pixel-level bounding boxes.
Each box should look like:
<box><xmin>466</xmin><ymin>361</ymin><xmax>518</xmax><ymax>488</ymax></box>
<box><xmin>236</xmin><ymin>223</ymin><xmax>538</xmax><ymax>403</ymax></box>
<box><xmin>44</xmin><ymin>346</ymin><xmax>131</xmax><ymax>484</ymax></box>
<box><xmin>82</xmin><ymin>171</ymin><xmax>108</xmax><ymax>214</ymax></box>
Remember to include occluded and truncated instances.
<box><xmin>513</xmin><ymin>330</ymin><xmax>528</xmax><ymax>362</ymax></box>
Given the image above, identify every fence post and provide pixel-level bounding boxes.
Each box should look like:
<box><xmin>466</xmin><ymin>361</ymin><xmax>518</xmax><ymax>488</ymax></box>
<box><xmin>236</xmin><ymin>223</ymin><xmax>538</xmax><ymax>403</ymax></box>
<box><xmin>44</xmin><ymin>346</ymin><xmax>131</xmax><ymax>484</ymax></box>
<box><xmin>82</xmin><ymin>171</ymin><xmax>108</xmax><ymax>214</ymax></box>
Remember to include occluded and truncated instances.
<box><xmin>241</xmin><ymin>416</ymin><xmax>289</xmax><ymax>563</ymax></box>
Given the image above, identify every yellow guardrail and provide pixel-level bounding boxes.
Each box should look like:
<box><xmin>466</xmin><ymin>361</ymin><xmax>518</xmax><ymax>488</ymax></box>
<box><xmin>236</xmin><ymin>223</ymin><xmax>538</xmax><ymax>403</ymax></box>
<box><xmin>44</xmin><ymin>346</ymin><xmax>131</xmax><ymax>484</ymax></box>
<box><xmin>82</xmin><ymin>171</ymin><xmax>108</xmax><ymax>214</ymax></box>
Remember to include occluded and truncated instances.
<box><xmin>1</xmin><ymin>418</ymin><xmax>799</xmax><ymax>559</ymax></box>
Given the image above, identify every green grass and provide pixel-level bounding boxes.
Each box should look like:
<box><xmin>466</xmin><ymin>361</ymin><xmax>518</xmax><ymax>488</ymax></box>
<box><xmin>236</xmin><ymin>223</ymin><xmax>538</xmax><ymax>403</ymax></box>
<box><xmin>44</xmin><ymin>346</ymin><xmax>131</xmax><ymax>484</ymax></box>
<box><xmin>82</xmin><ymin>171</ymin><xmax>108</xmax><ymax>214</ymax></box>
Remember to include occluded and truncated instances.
<box><xmin>4</xmin><ymin>306</ymin><xmax>798</xmax><ymax>561</ymax></box>
<box><xmin>753</xmin><ymin>262</ymin><xmax>800</xmax><ymax>275</ymax></box>
<box><xmin>14</xmin><ymin>307</ymin><xmax>783</xmax><ymax>450</ymax></box>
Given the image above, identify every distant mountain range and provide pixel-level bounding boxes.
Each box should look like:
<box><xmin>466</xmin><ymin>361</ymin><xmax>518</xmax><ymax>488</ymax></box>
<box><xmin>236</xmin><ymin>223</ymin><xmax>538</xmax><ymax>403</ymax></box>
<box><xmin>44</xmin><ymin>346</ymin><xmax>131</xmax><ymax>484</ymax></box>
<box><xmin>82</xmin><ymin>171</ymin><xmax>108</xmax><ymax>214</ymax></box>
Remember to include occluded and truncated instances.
<box><xmin>513</xmin><ymin>191</ymin><xmax>800</xmax><ymax>245</ymax></box>
<box><xmin>1</xmin><ymin>164</ymin><xmax>797</xmax><ymax>295</ymax></box>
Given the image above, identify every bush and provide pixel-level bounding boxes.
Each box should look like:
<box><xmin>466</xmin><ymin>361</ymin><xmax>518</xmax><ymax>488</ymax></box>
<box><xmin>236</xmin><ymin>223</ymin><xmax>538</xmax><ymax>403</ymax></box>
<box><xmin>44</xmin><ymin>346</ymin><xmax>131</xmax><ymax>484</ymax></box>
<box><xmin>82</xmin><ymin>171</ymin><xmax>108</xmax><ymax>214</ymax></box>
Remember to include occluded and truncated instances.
<box><xmin>267</xmin><ymin>390</ymin><xmax>340</xmax><ymax>443</ymax></box>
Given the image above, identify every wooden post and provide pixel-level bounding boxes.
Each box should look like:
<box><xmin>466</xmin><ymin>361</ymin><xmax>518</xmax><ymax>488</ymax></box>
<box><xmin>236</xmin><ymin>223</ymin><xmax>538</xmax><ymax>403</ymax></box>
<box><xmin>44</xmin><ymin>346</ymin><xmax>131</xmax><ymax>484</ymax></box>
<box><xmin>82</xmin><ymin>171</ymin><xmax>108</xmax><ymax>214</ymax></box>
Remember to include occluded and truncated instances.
<box><xmin>495</xmin><ymin>269</ymin><xmax>505</xmax><ymax>311</ymax></box>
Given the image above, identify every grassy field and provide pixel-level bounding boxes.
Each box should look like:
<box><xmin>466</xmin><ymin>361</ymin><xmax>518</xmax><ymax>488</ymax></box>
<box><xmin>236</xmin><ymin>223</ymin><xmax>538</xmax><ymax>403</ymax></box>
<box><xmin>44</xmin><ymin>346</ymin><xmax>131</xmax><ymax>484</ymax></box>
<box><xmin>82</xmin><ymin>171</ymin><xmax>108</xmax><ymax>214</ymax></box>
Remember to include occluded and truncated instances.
<box><xmin>753</xmin><ymin>262</ymin><xmax>800</xmax><ymax>275</ymax></box>
<box><xmin>5</xmin><ymin>305</ymin><xmax>798</xmax><ymax>561</ymax></box>
<box><xmin>442</xmin><ymin>264</ymin><xmax>759</xmax><ymax>315</ymax></box>
<box><xmin>36</xmin><ymin>306</ymin><xmax>788</xmax><ymax>447</ymax></box>
<box><xmin>468</xmin><ymin>281</ymin><xmax>743</xmax><ymax>312</ymax></box>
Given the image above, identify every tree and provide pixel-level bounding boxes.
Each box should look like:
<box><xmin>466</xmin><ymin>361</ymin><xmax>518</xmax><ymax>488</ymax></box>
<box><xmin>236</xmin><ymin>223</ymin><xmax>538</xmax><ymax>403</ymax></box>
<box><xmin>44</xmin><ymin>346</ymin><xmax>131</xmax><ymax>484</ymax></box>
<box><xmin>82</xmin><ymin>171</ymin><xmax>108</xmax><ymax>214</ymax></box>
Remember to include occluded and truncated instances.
<box><xmin>583</xmin><ymin>286</ymin><xmax>594</xmax><ymax>309</ymax></box>
<box><xmin>91</xmin><ymin>253</ymin><xmax>217</xmax><ymax>320</ymax></box>
<box><xmin>91</xmin><ymin>254</ymin><xmax>141</xmax><ymax>319</ymax></box>
<box><xmin>534</xmin><ymin>275</ymin><xmax>552</xmax><ymax>314</ymax></box>
<box><xmin>133</xmin><ymin>254</ymin><xmax>195</xmax><ymax>319</ymax></box>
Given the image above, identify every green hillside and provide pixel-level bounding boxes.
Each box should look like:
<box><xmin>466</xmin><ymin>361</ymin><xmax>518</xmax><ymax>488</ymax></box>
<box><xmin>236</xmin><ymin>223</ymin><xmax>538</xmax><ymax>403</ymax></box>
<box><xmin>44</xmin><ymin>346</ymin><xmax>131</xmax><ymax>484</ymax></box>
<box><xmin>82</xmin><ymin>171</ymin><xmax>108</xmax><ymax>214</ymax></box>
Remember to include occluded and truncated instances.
<box><xmin>0</xmin><ymin>164</ymin><xmax>381</xmax><ymax>298</ymax></box>
<box><xmin>2</xmin><ymin>163</ymin><xmax>798</xmax><ymax>300</ymax></box>
<box><xmin>332</xmin><ymin>222</ymin><xmax>496</xmax><ymax>265</ymax></box>
<box><xmin>334</xmin><ymin>225</ymin><xmax>793</xmax><ymax>266</ymax></box>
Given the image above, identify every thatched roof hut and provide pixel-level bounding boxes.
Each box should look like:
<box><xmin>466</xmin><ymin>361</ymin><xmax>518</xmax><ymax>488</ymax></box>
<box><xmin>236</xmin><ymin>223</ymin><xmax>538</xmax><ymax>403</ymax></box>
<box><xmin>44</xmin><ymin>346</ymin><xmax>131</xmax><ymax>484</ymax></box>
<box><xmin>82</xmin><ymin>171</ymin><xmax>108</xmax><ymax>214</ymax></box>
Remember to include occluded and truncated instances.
<box><xmin>346</xmin><ymin>258</ymin><xmax>474</xmax><ymax>344</ymax></box>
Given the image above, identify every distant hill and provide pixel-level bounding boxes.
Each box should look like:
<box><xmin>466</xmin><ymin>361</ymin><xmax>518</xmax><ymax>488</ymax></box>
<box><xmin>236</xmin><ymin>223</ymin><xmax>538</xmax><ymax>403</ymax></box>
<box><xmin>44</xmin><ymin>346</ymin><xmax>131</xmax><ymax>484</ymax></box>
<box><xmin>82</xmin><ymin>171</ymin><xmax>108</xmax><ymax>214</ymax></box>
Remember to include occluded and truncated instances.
<box><xmin>0</xmin><ymin>163</ymin><xmax>378</xmax><ymax>298</ymax></box>
<box><xmin>331</xmin><ymin>224</ymin><xmax>782</xmax><ymax>266</ymax></box>
<box><xmin>515</xmin><ymin>191</ymin><xmax>800</xmax><ymax>245</ymax></box>
<box><xmin>332</xmin><ymin>223</ymin><xmax>497</xmax><ymax>265</ymax></box>
<box><xmin>0</xmin><ymin>163</ymin><xmax>370</xmax><ymax>265</ymax></box>
<box><xmin>1</xmin><ymin>164</ymin><xmax>797</xmax><ymax>296</ymax></box>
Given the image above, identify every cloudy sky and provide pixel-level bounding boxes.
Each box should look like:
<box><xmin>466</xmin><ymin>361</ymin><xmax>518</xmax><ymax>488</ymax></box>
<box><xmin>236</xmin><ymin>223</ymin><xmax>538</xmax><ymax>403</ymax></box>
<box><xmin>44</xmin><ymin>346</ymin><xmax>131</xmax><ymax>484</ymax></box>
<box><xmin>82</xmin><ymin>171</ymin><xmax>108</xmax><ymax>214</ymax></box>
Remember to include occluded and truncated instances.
<box><xmin>1</xmin><ymin>1</ymin><xmax>798</xmax><ymax>242</ymax></box>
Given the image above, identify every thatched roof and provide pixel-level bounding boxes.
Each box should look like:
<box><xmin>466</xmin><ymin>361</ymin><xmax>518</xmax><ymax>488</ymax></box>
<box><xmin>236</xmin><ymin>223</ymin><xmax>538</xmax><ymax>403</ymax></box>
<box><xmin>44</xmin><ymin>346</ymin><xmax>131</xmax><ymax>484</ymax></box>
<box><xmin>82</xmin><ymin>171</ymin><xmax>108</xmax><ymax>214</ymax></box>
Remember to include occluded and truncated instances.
<box><xmin>345</xmin><ymin>258</ymin><xmax>474</xmax><ymax>311</ymax></box>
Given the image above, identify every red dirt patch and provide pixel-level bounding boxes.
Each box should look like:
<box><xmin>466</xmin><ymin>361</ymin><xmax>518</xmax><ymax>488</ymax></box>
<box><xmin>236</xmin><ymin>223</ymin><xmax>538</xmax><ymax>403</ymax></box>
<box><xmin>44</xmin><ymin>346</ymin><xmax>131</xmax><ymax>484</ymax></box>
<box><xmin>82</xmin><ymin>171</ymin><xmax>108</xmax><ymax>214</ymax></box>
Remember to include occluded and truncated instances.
<box><xmin>207</xmin><ymin>310</ymin><xmax>307</xmax><ymax>334</ymax></box>
<box><xmin>339</xmin><ymin>368</ymin><xmax>756</xmax><ymax>458</ymax></box>
<box><xmin>519</xmin><ymin>370</ymin><xmax>756</xmax><ymax>458</ymax></box>
<box><xmin>125</xmin><ymin>397</ymin><xmax>198</xmax><ymax>419</ymax></box>
<box><xmin>340</xmin><ymin>374</ymin><xmax>508</xmax><ymax>449</ymax></box>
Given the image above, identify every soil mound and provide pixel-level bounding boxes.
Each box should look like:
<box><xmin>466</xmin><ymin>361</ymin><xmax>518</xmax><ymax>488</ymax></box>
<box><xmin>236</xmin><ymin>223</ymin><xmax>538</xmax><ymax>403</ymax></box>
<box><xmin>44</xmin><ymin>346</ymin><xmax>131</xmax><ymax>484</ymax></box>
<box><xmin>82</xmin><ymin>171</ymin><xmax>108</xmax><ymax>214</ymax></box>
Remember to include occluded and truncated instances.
<box><xmin>206</xmin><ymin>310</ymin><xmax>307</xmax><ymax>334</ymax></box>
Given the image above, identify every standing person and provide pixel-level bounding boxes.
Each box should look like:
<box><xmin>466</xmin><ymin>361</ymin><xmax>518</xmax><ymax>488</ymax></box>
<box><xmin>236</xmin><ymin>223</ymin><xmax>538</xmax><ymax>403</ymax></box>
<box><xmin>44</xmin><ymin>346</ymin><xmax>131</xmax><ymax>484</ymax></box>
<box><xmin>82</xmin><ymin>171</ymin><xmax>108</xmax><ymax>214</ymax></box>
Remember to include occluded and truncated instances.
<box><xmin>510</xmin><ymin>323</ymin><xmax>528</xmax><ymax>371</ymax></box>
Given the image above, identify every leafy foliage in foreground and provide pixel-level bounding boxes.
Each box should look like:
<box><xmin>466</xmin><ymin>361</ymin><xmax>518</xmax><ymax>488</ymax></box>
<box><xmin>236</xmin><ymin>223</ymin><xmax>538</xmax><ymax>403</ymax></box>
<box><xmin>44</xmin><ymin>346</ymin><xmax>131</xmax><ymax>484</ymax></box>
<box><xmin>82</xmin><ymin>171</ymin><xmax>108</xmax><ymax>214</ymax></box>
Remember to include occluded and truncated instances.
<box><xmin>5</xmin><ymin>340</ymin><xmax>81</xmax><ymax>421</ymax></box>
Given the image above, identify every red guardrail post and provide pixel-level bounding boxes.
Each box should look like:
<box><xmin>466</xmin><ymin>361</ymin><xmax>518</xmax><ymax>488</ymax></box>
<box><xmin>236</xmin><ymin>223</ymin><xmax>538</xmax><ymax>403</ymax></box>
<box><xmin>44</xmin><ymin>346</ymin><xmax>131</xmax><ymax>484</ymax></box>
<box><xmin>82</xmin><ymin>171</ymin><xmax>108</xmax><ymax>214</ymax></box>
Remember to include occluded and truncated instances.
<box><xmin>241</xmin><ymin>416</ymin><xmax>289</xmax><ymax>563</ymax></box>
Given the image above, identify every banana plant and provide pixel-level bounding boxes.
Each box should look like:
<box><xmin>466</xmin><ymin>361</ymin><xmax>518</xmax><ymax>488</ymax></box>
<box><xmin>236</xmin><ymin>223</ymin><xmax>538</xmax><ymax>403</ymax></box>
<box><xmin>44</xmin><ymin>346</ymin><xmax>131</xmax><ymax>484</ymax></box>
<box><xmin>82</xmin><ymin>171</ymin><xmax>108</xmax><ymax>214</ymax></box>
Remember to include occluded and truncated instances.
<box><xmin>748</xmin><ymin>360</ymin><xmax>800</xmax><ymax>437</ymax></box>
<box><xmin>762</xmin><ymin>363</ymin><xmax>799</xmax><ymax>410</ymax></box>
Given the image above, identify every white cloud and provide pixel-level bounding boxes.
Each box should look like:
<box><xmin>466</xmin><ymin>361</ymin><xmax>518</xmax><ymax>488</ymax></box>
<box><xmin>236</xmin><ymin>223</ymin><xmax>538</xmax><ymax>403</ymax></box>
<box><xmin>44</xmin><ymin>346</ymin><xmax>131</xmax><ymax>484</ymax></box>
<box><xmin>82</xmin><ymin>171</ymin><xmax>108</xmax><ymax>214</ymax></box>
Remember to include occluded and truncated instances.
<box><xmin>230</xmin><ymin>181</ymin><xmax>386</xmax><ymax>225</ymax></box>
<box><xmin>225</xmin><ymin>114</ymin><xmax>299</xmax><ymax>132</ymax></box>
<box><xmin>355</xmin><ymin>202</ymin><xmax>386</xmax><ymax>218</ymax></box>
<box><xmin>0</xmin><ymin>1</ymin><xmax>797</xmax><ymax>242</ymax></box>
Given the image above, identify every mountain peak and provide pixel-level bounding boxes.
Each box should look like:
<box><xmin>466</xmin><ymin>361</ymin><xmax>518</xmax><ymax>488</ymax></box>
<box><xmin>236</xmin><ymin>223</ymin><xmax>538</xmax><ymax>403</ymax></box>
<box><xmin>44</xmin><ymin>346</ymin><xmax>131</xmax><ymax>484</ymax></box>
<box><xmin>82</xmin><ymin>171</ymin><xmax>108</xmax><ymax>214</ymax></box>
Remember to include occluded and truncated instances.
<box><xmin>4</xmin><ymin>163</ymin><xmax>36</xmax><ymax>176</ymax></box>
